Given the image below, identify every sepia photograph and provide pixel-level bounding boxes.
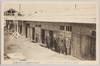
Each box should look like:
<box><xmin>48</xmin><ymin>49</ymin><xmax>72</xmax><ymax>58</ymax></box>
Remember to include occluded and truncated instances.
<box><xmin>1</xmin><ymin>1</ymin><xmax>99</xmax><ymax>65</ymax></box>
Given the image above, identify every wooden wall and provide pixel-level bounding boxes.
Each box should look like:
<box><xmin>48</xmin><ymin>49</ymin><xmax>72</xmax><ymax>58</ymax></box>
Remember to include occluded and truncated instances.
<box><xmin>20</xmin><ymin>21</ymin><xmax>96</xmax><ymax>60</ymax></box>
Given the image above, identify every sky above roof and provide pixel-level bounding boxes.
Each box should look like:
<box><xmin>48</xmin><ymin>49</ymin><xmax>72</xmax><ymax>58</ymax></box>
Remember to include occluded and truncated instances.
<box><xmin>3</xmin><ymin>1</ymin><xmax>98</xmax><ymax>23</ymax></box>
<box><xmin>3</xmin><ymin>2</ymin><xmax>97</xmax><ymax>15</ymax></box>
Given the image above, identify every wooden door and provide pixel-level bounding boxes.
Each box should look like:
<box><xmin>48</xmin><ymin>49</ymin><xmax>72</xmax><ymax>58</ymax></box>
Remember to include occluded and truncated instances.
<box><xmin>72</xmin><ymin>34</ymin><xmax>81</xmax><ymax>58</ymax></box>
<box><xmin>81</xmin><ymin>35</ymin><xmax>89</xmax><ymax>59</ymax></box>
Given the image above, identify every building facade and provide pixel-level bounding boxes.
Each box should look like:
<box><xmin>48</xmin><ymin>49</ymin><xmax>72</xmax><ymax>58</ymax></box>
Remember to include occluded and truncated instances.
<box><xmin>16</xmin><ymin>20</ymin><xmax>96</xmax><ymax>60</ymax></box>
<box><xmin>4</xmin><ymin>8</ymin><xmax>96</xmax><ymax>60</ymax></box>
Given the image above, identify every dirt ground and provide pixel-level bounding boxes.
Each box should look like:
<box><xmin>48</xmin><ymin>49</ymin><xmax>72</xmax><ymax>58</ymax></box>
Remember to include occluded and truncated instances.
<box><xmin>4</xmin><ymin>32</ymin><xmax>81</xmax><ymax>61</ymax></box>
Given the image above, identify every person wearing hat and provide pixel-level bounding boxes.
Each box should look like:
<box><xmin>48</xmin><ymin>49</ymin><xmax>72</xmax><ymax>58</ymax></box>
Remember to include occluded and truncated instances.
<box><xmin>58</xmin><ymin>34</ymin><xmax>63</xmax><ymax>54</ymax></box>
<box><xmin>53</xmin><ymin>34</ymin><xmax>57</xmax><ymax>52</ymax></box>
<box><xmin>64</xmin><ymin>37</ymin><xmax>70</xmax><ymax>55</ymax></box>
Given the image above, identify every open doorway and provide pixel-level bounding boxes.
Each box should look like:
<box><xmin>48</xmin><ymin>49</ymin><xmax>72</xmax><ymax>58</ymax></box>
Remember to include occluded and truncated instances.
<box><xmin>32</xmin><ymin>28</ymin><xmax>35</xmax><ymax>40</ymax></box>
<box><xmin>20</xmin><ymin>25</ymin><xmax>22</xmax><ymax>34</ymax></box>
<box><xmin>49</xmin><ymin>31</ymin><xmax>53</xmax><ymax>48</ymax></box>
<box><xmin>41</xmin><ymin>29</ymin><xmax>45</xmax><ymax>43</ymax></box>
<box><xmin>25</xmin><ymin>27</ymin><xmax>27</xmax><ymax>37</ymax></box>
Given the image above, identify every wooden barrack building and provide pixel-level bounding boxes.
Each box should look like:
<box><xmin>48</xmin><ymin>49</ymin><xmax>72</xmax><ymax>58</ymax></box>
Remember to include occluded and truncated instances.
<box><xmin>4</xmin><ymin>8</ymin><xmax>96</xmax><ymax>60</ymax></box>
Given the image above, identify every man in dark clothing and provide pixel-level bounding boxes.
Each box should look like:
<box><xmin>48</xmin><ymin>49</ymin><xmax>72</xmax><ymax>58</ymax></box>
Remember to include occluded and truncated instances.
<box><xmin>63</xmin><ymin>38</ymin><xmax>67</xmax><ymax>55</ymax></box>
<box><xmin>46</xmin><ymin>34</ymin><xmax>51</xmax><ymax>49</ymax></box>
<box><xmin>53</xmin><ymin>34</ymin><xmax>58</xmax><ymax>52</ymax></box>
<box><xmin>58</xmin><ymin>35</ymin><xmax>63</xmax><ymax>54</ymax></box>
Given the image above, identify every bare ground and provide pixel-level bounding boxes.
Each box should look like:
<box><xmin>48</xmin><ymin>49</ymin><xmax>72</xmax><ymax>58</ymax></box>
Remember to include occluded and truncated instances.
<box><xmin>4</xmin><ymin>32</ymin><xmax>81</xmax><ymax>61</ymax></box>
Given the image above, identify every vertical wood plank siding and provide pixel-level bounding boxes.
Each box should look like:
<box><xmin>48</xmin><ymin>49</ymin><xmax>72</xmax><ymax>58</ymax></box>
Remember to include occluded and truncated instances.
<box><xmin>15</xmin><ymin>21</ymin><xmax>96</xmax><ymax>60</ymax></box>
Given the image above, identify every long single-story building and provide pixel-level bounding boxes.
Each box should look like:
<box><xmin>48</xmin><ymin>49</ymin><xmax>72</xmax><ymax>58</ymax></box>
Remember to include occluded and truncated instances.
<box><xmin>4</xmin><ymin>8</ymin><xmax>96</xmax><ymax>60</ymax></box>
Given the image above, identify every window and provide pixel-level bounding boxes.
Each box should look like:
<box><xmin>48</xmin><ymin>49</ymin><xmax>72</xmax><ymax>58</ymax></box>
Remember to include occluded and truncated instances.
<box><xmin>70</xmin><ymin>26</ymin><xmax>72</xmax><ymax>31</ymax></box>
<box><xmin>39</xmin><ymin>25</ymin><xmax>41</xmax><ymax>27</ymax></box>
<box><xmin>66</xmin><ymin>26</ymin><xmax>72</xmax><ymax>31</ymax></box>
<box><xmin>26</xmin><ymin>24</ymin><xmax>30</xmax><ymax>27</ymax></box>
<box><xmin>68</xmin><ymin>26</ymin><xmax>69</xmax><ymax>31</ymax></box>
<box><xmin>35</xmin><ymin>24</ymin><xmax>37</xmax><ymax>27</ymax></box>
<box><xmin>60</xmin><ymin>25</ymin><xmax>64</xmax><ymax>30</ymax></box>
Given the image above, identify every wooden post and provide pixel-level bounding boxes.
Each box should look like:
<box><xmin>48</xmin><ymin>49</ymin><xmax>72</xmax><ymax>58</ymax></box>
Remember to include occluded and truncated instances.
<box><xmin>17</xmin><ymin>20</ymin><xmax>18</xmax><ymax>38</ymax></box>
<box><xmin>14</xmin><ymin>11</ymin><xmax>19</xmax><ymax>39</ymax></box>
<box><xmin>71</xmin><ymin>32</ymin><xmax>73</xmax><ymax>56</ymax></box>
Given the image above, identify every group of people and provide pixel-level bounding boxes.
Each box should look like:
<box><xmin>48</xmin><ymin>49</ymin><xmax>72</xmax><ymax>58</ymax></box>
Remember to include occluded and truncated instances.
<box><xmin>46</xmin><ymin>34</ymin><xmax>71</xmax><ymax>55</ymax></box>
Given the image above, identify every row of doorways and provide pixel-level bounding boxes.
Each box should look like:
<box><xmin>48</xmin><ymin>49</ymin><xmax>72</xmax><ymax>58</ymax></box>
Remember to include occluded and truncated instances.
<box><xmin>25</xmin><ymin>27</ymin><xmax>53</xmax><ymax>47</ymax></box>
<box><xmin>25</xmin><ymin>27</ymin><xmax>96</xmax><ymax>60</ymax></box>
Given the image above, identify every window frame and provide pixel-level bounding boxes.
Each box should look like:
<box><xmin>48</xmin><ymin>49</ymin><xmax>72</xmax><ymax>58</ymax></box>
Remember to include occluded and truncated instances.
<box><xmin>66</xmin><ymin>26</ymin><xmax>72</xmax><ymax>32</ymax></box>
<box><xmin>60</xmin><ymin>25</ymin><xmax>64</xmax><ymax>30</ymax></box>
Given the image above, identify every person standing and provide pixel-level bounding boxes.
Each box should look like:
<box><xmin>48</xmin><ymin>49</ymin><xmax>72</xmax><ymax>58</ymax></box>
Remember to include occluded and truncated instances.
<box><xmin>58</xmin><ymin>34</ymin><xmax>63</xmax><ymax>54</ymax></box>
<box><xmin>46</xmin><ymin>34</ymin><xmax>51</xmax><ymax>49</ymax></box>
<box><xmin>65</xmin><ymin>37</ymin><xmax>70</xmax><ymax>55</ymax></box>
<box><xmin>36</xmin><ymin>32</ymin><xmax>38</xmax><ymax>43</ymax></box>
<box><xmin>53</xmin><ymin>34</ymin><xmax>57</xmax><ymax>52</ymax></box>
<box><xmin>63</xmin><ymin>37</ymin><xmax>67</xmax><ymax>55</ymax></box>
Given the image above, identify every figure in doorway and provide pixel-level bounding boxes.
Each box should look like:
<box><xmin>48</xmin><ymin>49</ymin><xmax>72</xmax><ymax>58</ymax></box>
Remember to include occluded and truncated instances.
<box><xmin>64</xmin><ymin>37</ymin><xmax>71</xmax><ymax>55</ymax></box>
<box><xmin>58</xmin><ymin>34</ymin><xmax>63</xmax><ymax>54</ymax></box>
<box><xmin>46</xmin><ymin>34</ymin><xmax>51</xmax><ymax>49</ymax></box>
<box><xmin>53</xmin><ymin>34</ymin><xmax>58</xmax><ymax>52</ymax></box>
<box><xmin>36</xmin><ymin>32</ymin><xmax>39</xmax><ymax>43</ymax></box>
